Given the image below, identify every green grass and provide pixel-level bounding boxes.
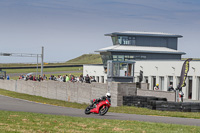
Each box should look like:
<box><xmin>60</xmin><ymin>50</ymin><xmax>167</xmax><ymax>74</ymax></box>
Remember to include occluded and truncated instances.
<box><xmin>1</xmin><ymin>89</ymin><xmax>200</xmax><ymax>119</ymax></box>
<box><xmin>66</xmin><ymin>54</ymin><xmax>102</xmax><ymax>64</ymax></box>
<box><xmin>4</xmin><ymin>67</ymin><xmax>82</xmax><ymax>74</ymax></box>
<box><xmin>1</xmin><ymin>110</ymin><xmax>200</xmax><ymax>133</ymax></box>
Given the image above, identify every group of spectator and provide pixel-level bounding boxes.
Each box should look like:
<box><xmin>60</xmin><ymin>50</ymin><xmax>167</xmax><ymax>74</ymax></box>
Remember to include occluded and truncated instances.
<box><xmin>154</xmin><ymin>83</ymin><xmax>175</xmax><ymax>92</ymax></box>
<box><xmin>48</xmin><ymin>74</ymin><xmax>96</xmax><ymax>83</ymax></box>
<box><xmin>0</xmin><ymin>75</ymin><xmax>10</xmax><ymax>80</ymax></box>
<box><xmin>48</xmin><ymin>74</ymin><xmax>77</xmax><ymax>82</ymax></box>
<box><xmin>85</xmin><ymin>74</ymin><xmax>96</xmax><ymax>83</ymax></box>
<box><xmin>18</xmin><ymin>73</ymin><xmax>96</xmax><ymax>83</ymax></box>
<box><xmin>16</xmin><ymin>72</ymin><xmax>97</xmax><ymax>84</ymax></box>
<box><xmin>19</xmin><ymin>74</ymin><xmax>46</xmax><ymax>82</ymax></box>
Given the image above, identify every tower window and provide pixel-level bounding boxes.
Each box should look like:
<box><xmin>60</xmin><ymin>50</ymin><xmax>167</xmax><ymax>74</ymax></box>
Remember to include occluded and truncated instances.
<box><xmin>118</xmin><ymin>36</ymin><xmax>136</xmax><ymax>45</ymax></box>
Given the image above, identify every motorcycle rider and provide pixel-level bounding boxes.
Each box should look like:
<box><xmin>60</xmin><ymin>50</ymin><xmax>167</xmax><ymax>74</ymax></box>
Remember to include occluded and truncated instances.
<box><xmin>91</xmin><ymin>92</ymin><xmax>111</xmax><ymax>107</ymax></box>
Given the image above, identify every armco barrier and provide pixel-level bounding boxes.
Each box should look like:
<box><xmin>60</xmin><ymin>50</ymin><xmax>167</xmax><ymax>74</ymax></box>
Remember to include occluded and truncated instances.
<box><xmin>0</xmin><ymin>79</ymin><xmax>137</xmax><ymax>107</ymax></box>
<box><xmin>123</xmin><ymin>95</ymin><xmax>200</xmax><ymax>112</ymax></box>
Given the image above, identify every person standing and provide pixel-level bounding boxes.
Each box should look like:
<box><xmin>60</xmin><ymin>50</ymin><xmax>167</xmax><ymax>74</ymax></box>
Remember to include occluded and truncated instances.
<box><xmin>85</xmin><ymin>74</ymin><xmax>90</xmax><ymax>83</ymax></box>
<box><xmin>168</xmin><ymin>84</ymin><xmax>174</xmax><ymax>91</ymax></box>
<box><xmin>154</xmin><ymin>84</ymin><xmax>159</xmax><ymax>90</ymax></box>
<box><xmin>66</xmin><ymin>74</ymin><xmax>69</xmax><ymax>82</ymax></box>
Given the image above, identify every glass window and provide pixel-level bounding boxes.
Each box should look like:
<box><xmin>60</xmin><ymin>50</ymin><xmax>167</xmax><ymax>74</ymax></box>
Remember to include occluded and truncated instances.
<box><xmin>118</xmin><ymin>36</ymin><xmax>122</xmax><ymax>44</ymax></box>
<box><xmin>112</xmin><ymin>36</ymin><xmax>118</xmax><ymax>45</ymax></box>
<box><xmin>113</xmin><ymin>63</ymin><xmax>119</xmax><ymax>76</ymax></box>
<box><xmin>118</xmin><ymin>36</ymin><xmax>136</xmax><ymax>45</ymax></box>
<box><xmin>101</xmin><ymin>54</ymin><xmax>112</xmax><ymax>68</ymax></box>
<box><xmin>125</xmin><ymin>55</ymin><xmax>129</xmax><ymax>58</ymax></box>
<box><xmin>113</xmin><ymin>55</ymin><xmax>117</xmax><ymax>58</ymax></box>
<box><xmin>128</xmin><ymin>64</ymin><xmax>133</xmax><ymax>76</ymax></box>
<box><xmin>141</xmin><ymin>56</ymin><xmax>147</xmax><ymax>59</ymax></box>
<box><xmin>124</xmin><ymin>55</ymin><xmax>134</xmax><ymax>61</ymax></box>
<box><xmin>112</xmin><ymin>55</ymin><xmax>124</xmax><ymax>61</ymax></box>
<box><xmin>119</xmin><ymin>63</ymin><xmax>127</xmax><ymax>76</ymax></box>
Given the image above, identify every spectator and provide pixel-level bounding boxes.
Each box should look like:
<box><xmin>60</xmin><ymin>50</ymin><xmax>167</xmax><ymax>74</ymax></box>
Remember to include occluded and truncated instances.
<box><xmin>38</xmin><ymin>75</ymin><xmax>43</xmax><ymax>82</ymax></box>
<box><xmin>69</xmin><ymin>74</ymin><xmax>72</xmax><ymax>81</ymax></box>
<box><xmin>168</xmin><ymin>84</ymin><xmax>174</xmax><ymax>92</ymax></box>
<box><xmin>33</xmin><ymin>76</ymin><xmax>37</xmax><ymax>81</ymax></box>
<box><xmin>70</xmin><ymin>76</ymin><xmax>76</xmax><ymax>82</ymax></box>
<box><xmin>57</xmin><ymin>75</ymin><xmax>63</xmax><ymax>82</ymax></box>
<box><xmin>63</xmin><ymin>75</ymin><xmax>66</xmax><ymax>82</ymax></box>
<box><xmin>43</xmin><ymin>74</ymin><xmax>47</xmax><ymax>80</ymax></box>
<box><xmin>7</xmin><ymin>75</ymin><xmax>10</xmax><ymax>80</ymax></box>
<box><xmin>66</xmin><ymin>75</ymin><xmax>69</xmax><ymax>82</ymax></box>
<box><xmin>79</xmin><ymin>74</ymin><xmax>84</xmax><ymax>83</ymax></box>
<box><xmin>19</xmin><ymin>75</ymin><xmax>22</xmax><ymax>80</ymax></box>
<box><xmin>29</xmin><ymin>75</ymin><xmax>33</xmax><ymax>80</ymax></box>
<box><xmin>154</xmin><ymin>84</ymin><xmax>159</xmax><ymax>91</ymax></box>
<box><xmin>85</xmin><ymin>74</ymin><xmax>90</xmax><ymax>83</ymax></box>
<box><xmin>90</xmin><ymin>76</ymin><xmax>96</xmax><ymax>82</ymax></box>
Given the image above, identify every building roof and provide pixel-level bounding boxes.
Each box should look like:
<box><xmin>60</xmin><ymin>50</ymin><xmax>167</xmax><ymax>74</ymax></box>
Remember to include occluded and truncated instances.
<box><xmin>95</xmin><ymin>45</ymin><xmax>186</xmax><ymax>55</ymax></box>
<box><xmin>105</xmin><ymin>31</ymin><xmax>183</xmax><ymax>38</ymax></box>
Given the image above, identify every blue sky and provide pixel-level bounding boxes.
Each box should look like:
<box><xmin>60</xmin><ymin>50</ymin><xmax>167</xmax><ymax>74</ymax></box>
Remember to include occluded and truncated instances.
<box><xmin>0</xmin><ymin>0</ymin><xmax>200</xmax><ymax>63</ymax></box>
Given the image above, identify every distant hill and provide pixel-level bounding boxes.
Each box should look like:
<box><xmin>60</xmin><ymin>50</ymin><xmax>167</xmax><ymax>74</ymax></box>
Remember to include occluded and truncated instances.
<box><xmin>181</xmin><ymin>58</ymin><xmax>200</xmax><ymax>61</ymax></box>
<box><xmin>0</xmin><ymin>54</ymin><xmax>102</xmax><ymax>68</ymax></box>
<box><xmin>66</xmin><ymin>54</ymin><xmax>102</xmax><ymax>65</ymax></box>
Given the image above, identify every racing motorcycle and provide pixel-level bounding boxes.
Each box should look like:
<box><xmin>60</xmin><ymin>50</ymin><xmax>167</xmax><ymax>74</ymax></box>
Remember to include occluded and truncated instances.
<box><xmin>85</xmin><ymin>97</ymin><xmax>111</xmax><ymax>116</ymax></box>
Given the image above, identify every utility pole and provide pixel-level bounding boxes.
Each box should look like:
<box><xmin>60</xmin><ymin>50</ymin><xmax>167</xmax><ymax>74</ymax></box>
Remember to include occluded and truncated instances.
<box><xmin>37</xmin><ymin>54</ymin><xmax>38</xmax><ymax>78</ymax></box>
<box><xmin>41</xmin><ymin>46</ymin><xmax>44</xmax><ymax>77</ymax></box>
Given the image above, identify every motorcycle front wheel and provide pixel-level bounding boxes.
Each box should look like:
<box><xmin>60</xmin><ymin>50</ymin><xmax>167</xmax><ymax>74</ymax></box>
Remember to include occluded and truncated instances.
<box><xmin>85</xmin><ymin>106</ymin><xmax>91</xmax><ymax>115</ymax></box>
<box><xmin>99</xmin><ymin>105</ymin><xmax>109</xmax><ymax>116</ymax></box>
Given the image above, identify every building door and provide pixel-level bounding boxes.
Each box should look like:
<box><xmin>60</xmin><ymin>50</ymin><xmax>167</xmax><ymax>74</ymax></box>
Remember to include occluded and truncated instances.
<box><xmin>176</xmin><ymin>77</ymin><xmax>180</xmax><ymax>89</ymax></box>
<box><xmin>188</xmin><ymin>77</ymin><xmax>192</xmax><ymax>99</ymax></box>
<box><xmin>168</xmin><ymin>76</ymin><xmax>173</xmax><ymax>87</ymax></box>
<box><xmin>144</xmin><ymin>76</ymin><xmax>148</xmax><ymax>83</ymax></box>
<box><xmin>101</xmin><ymin>76</ymin><xmax>104</xmax><ymax>83</ymax></box>
<box><xmin>160</xmin><ymin>77</ymin><xmax>164</xmax><ymax>91</ymax></box>
<box><xmin>153</xmin><ymin>76</ymin><xmax>156</xmax><ymax>90</ymax></box>
<box><xmin>198</xmin><ymin>77</ymin><xmax>200</xmax><ymax>100</ymax></box>
<box><xmin>96</xmin><ymin>76</ymin><xmax>99</xmax><ymax>82</ymax></box>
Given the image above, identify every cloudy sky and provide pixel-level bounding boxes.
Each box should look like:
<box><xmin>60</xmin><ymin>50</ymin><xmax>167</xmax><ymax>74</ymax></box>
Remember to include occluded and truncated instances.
<box><xmin>0</xmin><ymin>0</ymin><xmax>200</xmax><ymax>63</ymax></box>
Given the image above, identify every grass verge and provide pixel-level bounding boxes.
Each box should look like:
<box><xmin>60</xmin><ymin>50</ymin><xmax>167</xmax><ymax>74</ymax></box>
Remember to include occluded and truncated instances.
<box><xmin>0</xmin><ymin>89</ymin><xmax>200</xmax><ymax>119</ymax></box>
<box><xmin>0</xmin><ymin>110</ymin><xmax>200</xmax><ymax>133</ymax></box>
<box><xmin>4</xmin><ymin>67</ymin><xmax>83</xmax><ymax>74</ymax></box>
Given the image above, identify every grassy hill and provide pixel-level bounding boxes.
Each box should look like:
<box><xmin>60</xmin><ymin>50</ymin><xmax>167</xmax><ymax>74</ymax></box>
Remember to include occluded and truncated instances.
<box><xmin>66</xmin><ymin>54</ymin><xmax>102</xmax><ymax>65</ymax></box>
<box><xmin>0</xmin><ymin>54</ymin><xmax>102</xmax><ymax>67</ymax></box>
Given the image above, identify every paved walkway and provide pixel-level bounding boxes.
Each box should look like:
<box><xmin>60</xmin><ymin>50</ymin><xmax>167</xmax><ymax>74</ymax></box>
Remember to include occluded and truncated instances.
<box><xmin>1</xmin><ymin>95</ymin><xmax>200</xmax><ymax>126</ymax></box>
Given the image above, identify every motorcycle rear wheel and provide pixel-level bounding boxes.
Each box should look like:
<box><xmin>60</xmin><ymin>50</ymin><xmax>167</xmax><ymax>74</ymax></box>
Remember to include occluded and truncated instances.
<box><xmin>85</xmin><ymin>106</ymin><xmax>91</xmax><ymax>115</ymax></box>
<box><xmin>99</xmin><ymin>105</ymin><xmax>109</xmax><ymax>116</ymax></box>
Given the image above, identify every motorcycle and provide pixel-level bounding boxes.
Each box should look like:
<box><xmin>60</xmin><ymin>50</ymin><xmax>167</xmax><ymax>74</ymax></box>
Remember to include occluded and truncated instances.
<box><xmin>85</xmin><ymin>98</ymin><xmax>111</xmax><ymax>116</ymax></box>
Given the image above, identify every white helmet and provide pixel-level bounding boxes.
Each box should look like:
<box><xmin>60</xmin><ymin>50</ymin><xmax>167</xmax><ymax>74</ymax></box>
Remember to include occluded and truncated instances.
<box><xmin>106</xmin><ymin>92</ymin><xmax>111</xmax><ymax>98</ymax></box>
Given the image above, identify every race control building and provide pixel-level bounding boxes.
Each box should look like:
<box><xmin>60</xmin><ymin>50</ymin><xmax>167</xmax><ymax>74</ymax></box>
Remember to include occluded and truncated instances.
<box><xmin>83</xmin><ymin>31</ymin><xmax>200</xmax><ymax>101</ymax></box>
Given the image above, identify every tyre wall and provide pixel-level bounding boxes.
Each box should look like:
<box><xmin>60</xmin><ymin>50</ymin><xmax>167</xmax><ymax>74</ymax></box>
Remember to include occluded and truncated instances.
<box><xmin>123</xmin><ymin>95</ymin><xmax>200</xmax><ymax>112</ymax></box>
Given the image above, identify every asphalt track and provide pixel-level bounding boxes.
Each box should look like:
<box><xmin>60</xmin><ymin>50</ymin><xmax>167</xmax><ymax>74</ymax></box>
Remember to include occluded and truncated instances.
<box><xmin>1</xmin><ymin>95</ymin><xmax>200</xmax><ymax>126</ymax></box>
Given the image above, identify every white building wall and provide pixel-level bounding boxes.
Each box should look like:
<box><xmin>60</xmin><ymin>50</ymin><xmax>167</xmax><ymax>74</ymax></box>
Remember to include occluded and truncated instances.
<box><xmin>83</xmin><ymin>60</ymin><xmax>200</xmax><ymax>101</ymax></box>
<box><xmin>83</xmin><ymin>64</ymin><xmax>107</xmax><ymax>83</ymax></box>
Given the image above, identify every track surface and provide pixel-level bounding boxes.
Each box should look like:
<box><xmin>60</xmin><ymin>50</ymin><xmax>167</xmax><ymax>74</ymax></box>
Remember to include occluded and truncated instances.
<box><xmin>1</xmin><ymin>95</ymin><xmax>200</xmax><ymax>126</ymax></box>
